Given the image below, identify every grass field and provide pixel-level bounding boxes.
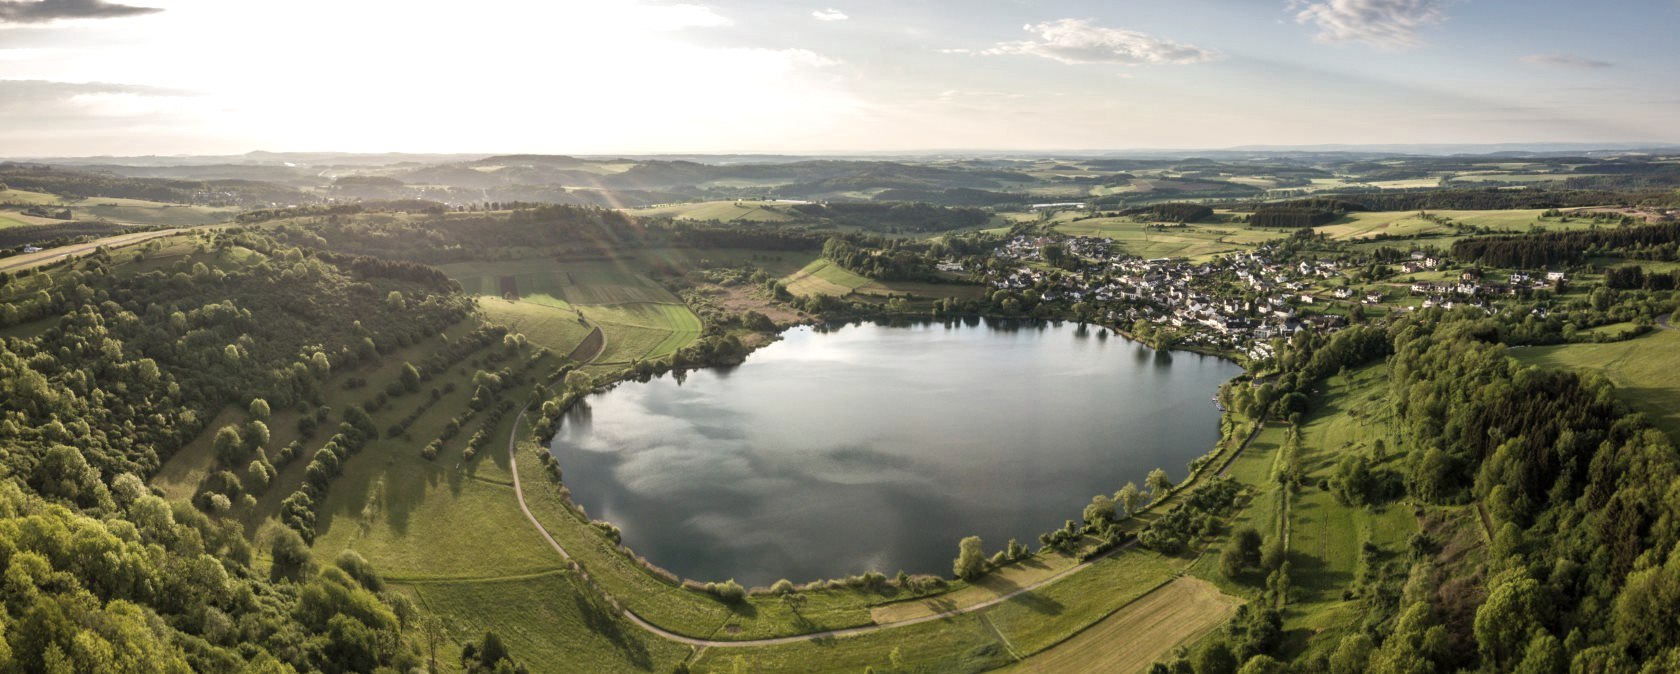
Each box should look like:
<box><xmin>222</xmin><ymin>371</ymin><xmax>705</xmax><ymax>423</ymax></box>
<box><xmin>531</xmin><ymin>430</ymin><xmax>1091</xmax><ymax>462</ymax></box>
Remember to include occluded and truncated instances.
<box><xmin>630</xmin><ymin>201</ymin><xmax>801</xmax><ymax>223</ymax></box>
<box><xmin>692</xmin><ymin>612</ymin><xmax>1011</xmax><ymax>674</ymax></box>
<box><xmin>151</xmin><ymin>405</ymin><xmax>249</xmax><ymax>501</ymax></box>
<box><xmin>869</xmin><ymin>550</ymin><xmax>1081</xmax><ymax>624</ymax></box>
<box><xmin>76</xmin><ymin>199</ymin><xmax>237</xmax><ymax>226</ymax></box>
<box><xmin>1003</xmin><ymin>577</ymin><xmax>1239</xmax><ymax>674</ymax></box>
<box><xmin>0</xmin><ymin>188</ymin><xmax>62</xmax><ymax>205</ymax></box>
<box><xmin>477</xmin><ymin>297</ymin><xmax>595</xmax><ymax>355</ymax></box>
<box><xmin>0</xmin><ymin>211</ymin><xmax>59</xmax><ymax>229</ymax></box>
<box><xmin>307</xmin><ymin>403</ymin><xmax>564</xmax><ymax>581</ymax></box>
<box><xmin>1280</xmin><ymin>364</ymin><xmax>1417</xmax><ymax>648</ymax></box>
<box><xmin>638</xmin><ymin>246</ymin><xmax>819</xmax><ymax>279</ymax></box>
<box><xmin>582</xmin><ymin>302</ymin><xmax>703</xmax><ymax>363</ymax></box>
<box><xmin>407</xmin><ymin>571</ymin><xmax>693</xmax><ymax>673</ymax></box>
<box><xmin>1512</xmin><ymin>328</ymin><xmax>1680</xmax><ymax>441</ymax></box>
<box><xmin>1314</xmin><ymin>209</ymin><xmax>1565</xmax><ymax>240</ymax></box>
<box><xmin>441</xmin><ymin>257</ymin><xmax>703</xmax><ymax>365</ymax></box>
<box><xmin>777</xmin><ymin>258</ymin><xmax>985</xmax><ymax>301</ymax></box>
<box><xmin>1187</xmin><ymin>424</ymin><xmax>1287</xmax><ymax>600</ymax></box>
<box><xmin>0</xmin><ymin>190</ymin><xmax>236</xmax><ymax>227</ymax></box>
<box><xmin>1052</xmin><ymin>219</ymin><xmax>1289</xmax><ymax>260</ymax></box>
<box><xmin>781</xmin><ymin>258</ymin><xmax>875</xmax><ymax>296</ymax></box>
<box><xmin>680</xmin><ymin>548</ymin><xmax>1212</xmax><ymax>673</ymax></box>
<box><xmin>985</xmin><ymin>548</ymin><xmax>1186</xmax><ymax>656</ymax></box>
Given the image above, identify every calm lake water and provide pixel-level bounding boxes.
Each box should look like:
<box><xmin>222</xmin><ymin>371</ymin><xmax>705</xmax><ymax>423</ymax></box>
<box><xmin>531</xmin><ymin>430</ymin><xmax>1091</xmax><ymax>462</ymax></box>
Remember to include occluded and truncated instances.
<box><xmin>549</xmin><ymin>319</ymin><xmax>1241</xmax><ymax>586</ymax></box>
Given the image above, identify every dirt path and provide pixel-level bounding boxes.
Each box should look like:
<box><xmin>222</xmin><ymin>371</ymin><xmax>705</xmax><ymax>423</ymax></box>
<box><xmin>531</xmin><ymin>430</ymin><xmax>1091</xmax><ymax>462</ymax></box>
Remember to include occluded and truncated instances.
<box><xmin>1475</xmin><ymin>501</ymin><xmax>1496</xmax><ymax>542</ymax></box>
<box><xmin>504</xmin><ymin>380</ymin><xmax>1270</xmax><ymax>650</ymax></box>
<box><xmin>564</xmin><ymin>326</ymin><xmax>606</xmax><ymax>363</ymax></box>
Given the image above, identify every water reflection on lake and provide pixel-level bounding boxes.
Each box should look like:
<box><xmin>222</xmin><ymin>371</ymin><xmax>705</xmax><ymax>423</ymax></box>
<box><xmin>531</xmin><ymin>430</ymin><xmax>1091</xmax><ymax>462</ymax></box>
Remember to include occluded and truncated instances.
<box><xmin>549</xmin><ymin>319</ymin><xmax>1241</xmax><ymax>586</ymax></box>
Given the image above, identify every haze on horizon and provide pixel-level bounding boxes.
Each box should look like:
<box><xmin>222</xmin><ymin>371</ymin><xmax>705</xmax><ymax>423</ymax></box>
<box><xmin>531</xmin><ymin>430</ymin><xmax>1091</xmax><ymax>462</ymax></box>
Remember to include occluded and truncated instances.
<box><xmin>2</xmin><ymin>0</ymin><xmax>1677</xmax><ymax>157</ymax></box>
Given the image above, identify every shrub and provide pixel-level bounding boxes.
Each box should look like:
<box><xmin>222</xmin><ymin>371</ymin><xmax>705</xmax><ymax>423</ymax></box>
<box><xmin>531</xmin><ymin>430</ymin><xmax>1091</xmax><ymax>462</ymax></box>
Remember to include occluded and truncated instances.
<box><xmin>707</xmin><ymin>580</ymin><xmax>746</xmax><ymax>603</ymax></box>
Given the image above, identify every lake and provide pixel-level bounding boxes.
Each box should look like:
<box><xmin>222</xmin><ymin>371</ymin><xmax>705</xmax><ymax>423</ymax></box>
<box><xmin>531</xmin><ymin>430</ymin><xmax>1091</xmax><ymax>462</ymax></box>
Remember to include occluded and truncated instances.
<box><xmin>549</xmin><ymin>319</ymin><xmax>1242</xmax><ymax>586</ymax></box>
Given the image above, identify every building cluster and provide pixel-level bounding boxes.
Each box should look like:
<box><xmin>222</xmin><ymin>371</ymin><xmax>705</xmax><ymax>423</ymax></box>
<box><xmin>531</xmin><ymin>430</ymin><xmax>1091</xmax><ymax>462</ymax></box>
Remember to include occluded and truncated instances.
<box><xmin>985</xmin><ymin>236</ymin><xmax>1353</xmax><ymax>360</ymax></box>
<box><xmin>1406</xmin><ymin>269</ymin><xmax>1563</xmax><ymax>311</ymax></box>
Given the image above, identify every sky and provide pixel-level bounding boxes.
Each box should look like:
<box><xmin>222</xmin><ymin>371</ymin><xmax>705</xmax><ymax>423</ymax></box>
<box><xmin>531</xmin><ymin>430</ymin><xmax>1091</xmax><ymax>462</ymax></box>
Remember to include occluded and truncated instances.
<box><xmin>1</xmin><ymin>0</ymin><xmax>1677</xmax><ymax>156</ymax></box>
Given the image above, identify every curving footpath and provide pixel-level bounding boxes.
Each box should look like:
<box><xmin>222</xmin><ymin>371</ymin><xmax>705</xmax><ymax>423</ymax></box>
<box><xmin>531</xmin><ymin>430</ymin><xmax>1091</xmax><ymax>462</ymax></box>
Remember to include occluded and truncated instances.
<box><xmin>506</xmin><ymin>380</ymin><xmax>1268</xmax><ymax>648</ymax></box>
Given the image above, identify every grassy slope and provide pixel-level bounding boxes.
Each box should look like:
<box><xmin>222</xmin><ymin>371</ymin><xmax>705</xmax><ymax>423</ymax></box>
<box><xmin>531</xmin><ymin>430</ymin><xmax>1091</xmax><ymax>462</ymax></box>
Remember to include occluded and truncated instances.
<box><xmin>476</xmin><ymin>297</ymin><xmax>594</xmax><ymax>355</ymax></box>
<box><xmin>1052</xmin><ymin>219</ymin><xmax>1288</xmax><ymax>261</ymax></box>
<box><xmin>77</xmin><ymin>200</ymin><xmax>237</xmax><ymax>226</ymax></box>
<box><xmin>1002</xmin><ymin>577</ymin><xmax>1240</xmax><ymax>674</ymax></box>
<box><xmin>1314</xmin><ymin>209</ymin><xmax>1584</xmax><ymax>240</ymax></box>
<box><xmin>0</xmin><ymin>188</ymin><xmax>62</xmax><ymax>205</ymax></box>
<box><xmin>1511</xmin><ymin>328</ymin><xmax>1680</xmax><ymax>441</ymax></box>
<box><xmin>629</xmin><ymin>201</ymin><xmax>800</xmax><ymax>223</ymax></box>
<box><xmin>778</xmin><ymin>257</ymin><xmax>984</xmax><ymax>301</ymax></box>
<box><xmin>782</xmin><ymin>258</ymin><xmax>874</xmax><ymax>297</ymax></box>
<box><xmin>1186</xmin><ymin>424</ymin><xmax>1287</xmax><ymax>600</ymax></box>
<box><xmin>408</xmin><ymin>571</ymin><xmax>693</xmax><ymax>673</ymax></box>
<box><xmin>442</xmin><ymin>257</ymin><xmax>703</xmax><ymax>365</ymax></box>
<box><xmin>1280</xmin><ymin>364</ymin><xmax>1418</xmax><ymax>651</ymax></box>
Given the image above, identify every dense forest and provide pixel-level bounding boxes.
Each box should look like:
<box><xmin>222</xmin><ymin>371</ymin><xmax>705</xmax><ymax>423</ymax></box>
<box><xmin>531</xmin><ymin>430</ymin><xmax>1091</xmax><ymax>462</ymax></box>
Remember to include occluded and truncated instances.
<box><xmin>0</xmin><ymin>164</ymin><xmax>306</xmax><ymax>207</ymax></box>
<box><xmin>1247</xmin><ymin>207</ymin><xmax>1342</xmax><ymax>228</ymax></box>
<box><xmin>267</xmin><ymin>205</ymin><xmax>657</xmax><ymax>263</ymax></box>
<box><xmin>1452</xmin><ymin>222</ymin><xmax>1680</xmax><ymax>268</ymax></box>
<box><xmin>0</xmin><ymin>231</ymin><xmax>473</xmax><ymax>671</ymax></box>
<box><xmin>1296</xmin><ymin>187</ymin><xmax>1680</xmax><ymax>212</ymax></box>
<box><xmin>1152</xmin><ymin>305</ymin><xmax>1680</xmax><ymax>673</ymax></box>
<box><xmin>1119</xmin><ymin>203</ymin><xmax>1214</xmax><ymax>223</ymax></box>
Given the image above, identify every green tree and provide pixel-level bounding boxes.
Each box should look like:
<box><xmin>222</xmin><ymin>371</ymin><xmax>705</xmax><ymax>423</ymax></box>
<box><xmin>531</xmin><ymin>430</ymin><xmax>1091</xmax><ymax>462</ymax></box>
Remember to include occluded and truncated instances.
<box><xmin>29</xmin><ymin>445</ymin><xmax>112</xmax><ymax>510</ymax></box>
<box><xmin>1222</xmin><ymin>527</ymin><xmax>1264</xmax><ymax>579</ymax></box>
<box><xmin>400</xmin><ymin>362</ymin><xmax>422</xmax><ymax>393</ymax></box>
<box><xmin>1146</xmin><ymin>468</ymin><xmax>1173</xmax><ymax>503</ymax></box>
<box><xmin>1328</xmin><ymin>633</ymin><xmax>1374</xmax><ymax>674</ymax></box>
<box><xmin>1475</xmin><ymin>574</ymin><xmax>1546</xmax><ymax>669</ymax></box>
<box><xmin>954</xmin><ymin>535</ymin><xmax>986</xmax><ymax>581</ymax></box>
<box><xmin>1083</xmin><ymin>494</ymin><xmax>1116</xmax><ymax>525</ymax></box>
<box><xmin>213</xmin><ymin>425</ymin><xmax>245</xmax><ymax>465</ymax></box>
<box><xmin>1192</xmin><ymin>640</ymin><xmax>1238</xmax><ymax>674</ymax></box>
<box><xmin>248</xmin><ymin>397</ymin><xmax>270</xmax><ymax>420</ymax></box>
<box><xmin>245</xmin><ymin>419</ymin><xmax>271</xmax><ymax>450</ymax></box>
<box><xmin>1512</xmin><ymin>632</ymin><xmax>1565</xmax><ymax>674</ymax></box>
<box><xmin>1116</xmin><ymin>482</ymin><xmax>1142</xmax><ymax>517</ymax></box>
<box><xmin>1237</xmin><ymin>655</ymin><xmax>1285</xmax><ymax>674</ymax></box>
<box><xmin>270</xmin><ymin>527</ymin><xmax>313</xmax><ymax>582</ymax></box>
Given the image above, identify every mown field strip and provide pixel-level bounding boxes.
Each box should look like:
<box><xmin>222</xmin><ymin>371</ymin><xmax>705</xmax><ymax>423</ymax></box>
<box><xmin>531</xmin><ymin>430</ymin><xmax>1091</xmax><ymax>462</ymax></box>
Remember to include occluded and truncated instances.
<box><xmin>1001</xmin><ymin>577</ymin><xmax>1240</xmax><ymax>674</ymax></box>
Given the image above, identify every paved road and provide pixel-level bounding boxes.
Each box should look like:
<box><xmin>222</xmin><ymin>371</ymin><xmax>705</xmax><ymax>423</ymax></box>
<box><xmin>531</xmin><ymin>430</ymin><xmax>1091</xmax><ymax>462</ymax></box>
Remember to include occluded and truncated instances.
<box><xmin>0</xmin><ymin>227</ymin><xmax>197</xmax><ymax>272</ymax></box>
<box><xmin>505</xmin><ymin>402</ymin><xmax>1271</xmax><ymax>648</ymax></box>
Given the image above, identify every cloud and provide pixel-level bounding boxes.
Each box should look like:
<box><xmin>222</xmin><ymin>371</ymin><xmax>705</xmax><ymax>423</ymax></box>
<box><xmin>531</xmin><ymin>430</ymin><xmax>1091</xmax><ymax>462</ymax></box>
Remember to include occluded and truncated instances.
<box><xmin>983</xmin><ymin>18</ymin><xmax>1219</xmax><ymax>66</ymax></box>
<box><xmin>0</xmin><ymin>0</ymin><xmax>160</xmax><ymax>24</ymax></box>
<box><xmin>0</xmin><ymin>79</ymin><xmax>185</xmax><ymax>103</ymax></box>
<box><xmin>726</xmin><ymin>47</ymin><xmax>841</xmax><ymax>70</ymax></box>
<box><xmin>1292</xmin><ymin>0</ymin><xmax>1445</xmax><ymax>49</ymax></box>
<box><xmin>812</xmin><ymin>7</ymin><xmax>847</xmax><ymax>21</ymax></box>
<box><xmin>1520</xmin><ymin>53</ymin><xmax>1614</xmax><ymax>69</ymax></box>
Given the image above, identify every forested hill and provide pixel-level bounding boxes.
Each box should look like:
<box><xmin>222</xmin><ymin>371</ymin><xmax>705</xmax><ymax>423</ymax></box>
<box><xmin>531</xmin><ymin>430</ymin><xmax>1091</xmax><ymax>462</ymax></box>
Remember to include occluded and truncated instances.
<box><xmin>1254</xmin><ymin>310</ymin><xmax>1680</xmax><ymax>673</ymax></box>
<box><xmin>0</xmin><ymin>230</ymin><xmax>472</xmax><ymax>671</ymax></box>
<box><xmin>0</xmin><ymin>163</ymin><xmax>308</xmax><ymax>207</ymax></box>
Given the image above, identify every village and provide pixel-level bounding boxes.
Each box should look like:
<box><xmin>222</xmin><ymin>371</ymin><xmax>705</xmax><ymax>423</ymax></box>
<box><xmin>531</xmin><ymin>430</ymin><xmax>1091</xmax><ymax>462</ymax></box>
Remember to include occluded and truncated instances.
<box><xmin>979</xmin><ymin>234</ymin><xmax>1566</xmax><ymax>360</ymax></box>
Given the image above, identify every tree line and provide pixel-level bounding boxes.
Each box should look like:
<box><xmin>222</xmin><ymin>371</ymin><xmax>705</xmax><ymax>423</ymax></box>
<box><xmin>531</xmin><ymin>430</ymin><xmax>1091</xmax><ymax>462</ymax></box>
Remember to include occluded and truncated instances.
<box><xmin>1452</xmin><ymin>222</ymin><xmax>1680</xmax><ymax>268</ymax></box>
